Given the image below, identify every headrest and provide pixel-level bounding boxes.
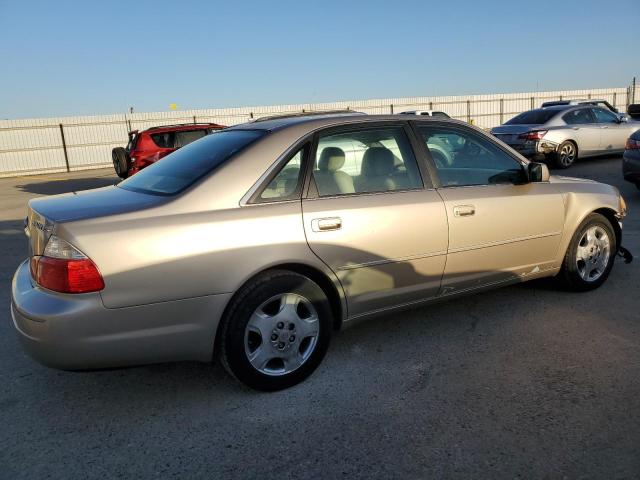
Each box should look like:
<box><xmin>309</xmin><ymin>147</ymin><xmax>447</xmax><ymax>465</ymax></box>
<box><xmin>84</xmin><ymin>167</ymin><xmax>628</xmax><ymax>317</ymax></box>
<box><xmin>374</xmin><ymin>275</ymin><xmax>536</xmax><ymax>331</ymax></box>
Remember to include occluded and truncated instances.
<box><xmin>361</xmin><ymin>147</ymin><xmax>395</xmax><ymax>176</ymax></box>
<box><xmin>318</xmin><ymin>147</ymin><xmax>346</xmax><ymax>172</ymax></box>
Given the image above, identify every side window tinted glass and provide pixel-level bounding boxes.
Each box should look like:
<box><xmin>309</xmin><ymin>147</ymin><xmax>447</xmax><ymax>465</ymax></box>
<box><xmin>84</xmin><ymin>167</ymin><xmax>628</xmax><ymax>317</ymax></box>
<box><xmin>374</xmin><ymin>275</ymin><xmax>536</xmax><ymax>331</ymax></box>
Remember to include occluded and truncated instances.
<box><xmin>259</xmin><ymin>147</ymin><xmax>305</xmax><ymax>201</ymax></box>
<box><xmin>593</xmin><ymin>108</ymin><xmax>618</xmax><ymax>123</ymax></box>
<box><xmin>175</xmin><ymin>130</ymin><xmax>207</xmax><ymax>148</ymax></box>
<box><xmin>150</xmin><ymin>132</ymin><xmax>175</xmax><ymax>148</ymax></box>
<box><xmin>418</xmin><ymin>126</ymin><xmax>527</xmax><ymax>187</ymax></box>
<box><xmin>563</xmin><ymin>109</ymin><xmax>593</xmax><ymax>125</ymax></box>
<box><xmin>314</xmin><ymin>126</ymin><xmax>422</xmax><ymax>197</ymax></box>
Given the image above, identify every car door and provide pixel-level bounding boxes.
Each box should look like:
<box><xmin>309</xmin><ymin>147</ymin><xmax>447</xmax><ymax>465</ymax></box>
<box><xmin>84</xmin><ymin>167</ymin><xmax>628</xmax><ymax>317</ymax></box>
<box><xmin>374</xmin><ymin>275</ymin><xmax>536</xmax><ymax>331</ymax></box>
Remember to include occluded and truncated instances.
<box><xmin>592</xmin><ymin>107</ymin><xmax>629</xmax><ymax>153</ymax></box>
<box><xmin>561</xmin><ymin>108</ymin><xmax>601</xmax><ymax>156</ymax></box>
<box><xmin>413</xmin><ymin>122</ymin><xmax>565</xmax><ymax>294</ymax></box>
<box><xmin>301</xmin><ymin>123</ymin><xmax>449</xmax><ymax>318</ymax></box>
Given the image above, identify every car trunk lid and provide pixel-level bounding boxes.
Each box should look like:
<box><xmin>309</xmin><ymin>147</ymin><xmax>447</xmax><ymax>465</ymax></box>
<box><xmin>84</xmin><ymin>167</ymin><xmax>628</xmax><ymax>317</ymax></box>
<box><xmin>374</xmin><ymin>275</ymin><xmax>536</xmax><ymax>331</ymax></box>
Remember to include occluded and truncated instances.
<box><xmin>26</xmin><ymin>185</ymin><xmax>167</xmax><ymax>255</ymax></box>
<box><xmin>491</xmin><ymin>124</ymin><xmax>539</xmax><ymax>145</ymax></box>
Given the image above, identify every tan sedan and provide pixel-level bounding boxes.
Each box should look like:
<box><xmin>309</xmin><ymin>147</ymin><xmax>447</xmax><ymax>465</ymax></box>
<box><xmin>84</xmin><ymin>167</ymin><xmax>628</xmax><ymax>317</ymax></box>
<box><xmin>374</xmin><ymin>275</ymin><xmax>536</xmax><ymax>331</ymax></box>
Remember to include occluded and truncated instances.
<box><xmin>11</xmin><ymin>113</ymin><xmax>631</xmax><ymax>390</ymax></box>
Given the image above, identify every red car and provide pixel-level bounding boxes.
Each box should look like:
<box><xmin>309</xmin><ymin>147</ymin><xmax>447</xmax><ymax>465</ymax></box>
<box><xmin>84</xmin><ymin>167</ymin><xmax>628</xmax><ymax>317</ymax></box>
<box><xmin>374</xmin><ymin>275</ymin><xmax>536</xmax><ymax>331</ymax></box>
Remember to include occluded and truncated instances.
<box><xmin>112</xmin><ymin>123</ymin><xmax>225</xmax><ymax>178</ymax></box>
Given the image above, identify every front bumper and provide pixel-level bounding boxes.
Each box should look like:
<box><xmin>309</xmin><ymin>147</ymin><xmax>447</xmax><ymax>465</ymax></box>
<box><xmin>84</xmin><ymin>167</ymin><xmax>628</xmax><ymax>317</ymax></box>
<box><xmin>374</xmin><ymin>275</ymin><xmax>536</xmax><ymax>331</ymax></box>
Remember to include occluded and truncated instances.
<box><xmin>11</xmin><ymin>260</ymin><xmax>231</xmax><ymax>370</ymax></box>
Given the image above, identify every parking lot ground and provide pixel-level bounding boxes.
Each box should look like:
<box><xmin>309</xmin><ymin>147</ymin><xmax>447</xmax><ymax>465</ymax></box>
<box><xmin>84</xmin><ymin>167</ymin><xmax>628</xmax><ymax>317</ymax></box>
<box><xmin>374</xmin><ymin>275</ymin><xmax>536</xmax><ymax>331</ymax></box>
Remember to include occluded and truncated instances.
<box><xmin>1</xmin><ymin>159</ymin><xmax>639</xmax><ymax>479</ymax></box>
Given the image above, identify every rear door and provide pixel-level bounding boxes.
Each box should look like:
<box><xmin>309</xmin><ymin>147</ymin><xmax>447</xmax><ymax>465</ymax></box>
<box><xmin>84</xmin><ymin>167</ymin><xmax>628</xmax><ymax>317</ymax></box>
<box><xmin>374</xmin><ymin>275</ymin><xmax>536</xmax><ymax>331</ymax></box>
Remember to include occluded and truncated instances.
<box><xmin>592</xmin><ymin>107</ymin><xmax>629</xmax><ymax>153</ymax></box>
<box><xmin>301</xmin><ymin>123</ymin><xmax>448</xmax><ymax>317</ymax></box>
<box><xmin>413</xmin><ymin>122</ymin><xmax>564</xmax><ymax>293</ymax></box>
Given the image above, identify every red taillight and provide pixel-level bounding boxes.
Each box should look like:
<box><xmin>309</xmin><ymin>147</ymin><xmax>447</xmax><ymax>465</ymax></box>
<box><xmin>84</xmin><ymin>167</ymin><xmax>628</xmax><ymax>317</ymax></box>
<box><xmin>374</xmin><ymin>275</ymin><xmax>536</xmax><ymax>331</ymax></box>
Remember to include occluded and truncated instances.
<box><xmin>31</xmin><ymin>256</ymin><xmax>104</xmax><ymax>293</ymax></box>
<box><xmin>30</xmin><ymin>235</ymin><xmax>104</xmax><ymax>293</ymax></box>
<box><xmin>518</xmin><ymin>130</ymin><xmax>547</xmax><ymax>141</ymax></box>
<box><xmin>625</xmin><ymin>138</ymin><xmax>640</xmax><ymax>150</ymax></box>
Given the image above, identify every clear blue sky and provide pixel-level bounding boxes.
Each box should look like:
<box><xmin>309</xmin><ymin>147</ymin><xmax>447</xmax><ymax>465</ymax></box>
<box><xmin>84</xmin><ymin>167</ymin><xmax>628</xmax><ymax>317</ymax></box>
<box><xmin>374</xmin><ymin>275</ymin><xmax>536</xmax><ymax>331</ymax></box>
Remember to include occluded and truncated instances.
<box><xmin>0</xmin><ymin>0</ymin><xmax>638</xmax><ymax>119</ymax></box>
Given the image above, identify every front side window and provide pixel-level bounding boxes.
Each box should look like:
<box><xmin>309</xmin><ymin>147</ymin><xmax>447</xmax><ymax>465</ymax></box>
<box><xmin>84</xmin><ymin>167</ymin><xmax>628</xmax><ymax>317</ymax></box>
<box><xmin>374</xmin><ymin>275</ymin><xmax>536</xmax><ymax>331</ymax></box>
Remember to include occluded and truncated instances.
<box><xmin>119</xmin><ymin>129</ymin><xmax>265</xmax><ymax>195</ymax></box>
<box><xmin>313</xmin><ymin>126</ymin><xmax>422</xmax><ymax>197</ymax></box>
<box><xmin>563</xmin><ymin>109</ymin><xmax>594</xmax><ymax>125</ymax></box>
<box><xmin>592</xmin><ymin>108</ymin><xmax>619</xmax><ymax>124</ymax></box>
<box><xmin>418</xmin><ymin>126</ymin><xmax>527</xmax><ymax>187</ymax></box>
<box><xmin>258</xmin><ymin>146</ymin><xmax>306</xmax><ymax>201</ymax></box>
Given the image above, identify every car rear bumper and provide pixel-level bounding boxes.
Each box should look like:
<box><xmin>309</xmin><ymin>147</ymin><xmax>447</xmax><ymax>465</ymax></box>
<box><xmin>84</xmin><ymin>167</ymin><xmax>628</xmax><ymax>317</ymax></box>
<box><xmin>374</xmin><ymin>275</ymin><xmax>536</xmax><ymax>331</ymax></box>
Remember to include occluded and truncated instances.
<box><xmin>11</xmin><ymin>260</ymin><xmax>231</xmax><ymax>370</ymax></box>
<box><xmin>502</xmin><ymin>139</ymin><xmax>559</xmax><ymax>160</ymax></box>
<box><xmin>622</xmin><ymin>150</ymin><xmax>640</xmax><ymax>183</ymax></box>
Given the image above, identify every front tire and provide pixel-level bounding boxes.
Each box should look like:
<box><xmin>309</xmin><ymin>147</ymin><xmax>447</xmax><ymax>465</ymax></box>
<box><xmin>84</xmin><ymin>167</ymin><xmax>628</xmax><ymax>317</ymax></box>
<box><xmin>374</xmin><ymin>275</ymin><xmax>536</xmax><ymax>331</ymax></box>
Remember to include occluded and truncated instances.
<box><xmin>218</xmin><ymin>270</ymin><xmax>332</xmax><ymax>391</ymax></box>
<box><xmin>554</xmin><ymin>141</ymin><xmax>578</xmax><ymax>169</ymax></box>
<box><xmin>557</xmin><ymin>213</ymin><xmax>616</xmax><ymax>291</ymax></box>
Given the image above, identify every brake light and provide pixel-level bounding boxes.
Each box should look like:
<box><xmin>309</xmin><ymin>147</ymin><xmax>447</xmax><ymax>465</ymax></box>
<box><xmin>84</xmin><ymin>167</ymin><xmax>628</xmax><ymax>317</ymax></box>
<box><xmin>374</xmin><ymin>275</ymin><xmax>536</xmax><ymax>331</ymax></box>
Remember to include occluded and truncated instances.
<box><xmin>518</xmin><ymin>130</ymin><xmax>547</xmax><ymax>141</ymax></box>
<box><xmin>625</xmin><ymin>138</ymin><xmax>640</xmax><ymax>150</ymax></box>
<box><xmin>30</xmin><ymin>235</ymin><xmax>104</xmax><ymax>293</ymax></box>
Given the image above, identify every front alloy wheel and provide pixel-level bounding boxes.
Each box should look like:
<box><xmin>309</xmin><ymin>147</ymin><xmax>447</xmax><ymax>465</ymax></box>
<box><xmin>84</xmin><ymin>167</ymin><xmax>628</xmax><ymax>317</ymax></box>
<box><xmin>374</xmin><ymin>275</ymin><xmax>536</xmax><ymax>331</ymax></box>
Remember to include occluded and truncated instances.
<box><xmin>558</xmin><ymin>213</ymin><xmax>616</xmax><ymax>291</ymax></box>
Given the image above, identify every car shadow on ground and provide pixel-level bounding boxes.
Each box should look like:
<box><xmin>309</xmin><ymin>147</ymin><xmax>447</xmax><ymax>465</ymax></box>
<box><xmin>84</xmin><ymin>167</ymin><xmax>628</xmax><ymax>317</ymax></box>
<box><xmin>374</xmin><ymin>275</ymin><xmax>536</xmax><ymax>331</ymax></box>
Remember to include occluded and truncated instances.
<box><xmin>14</xmin><ymin>176</ymin><xmax>119</xmax><ymax>196</ymax></box>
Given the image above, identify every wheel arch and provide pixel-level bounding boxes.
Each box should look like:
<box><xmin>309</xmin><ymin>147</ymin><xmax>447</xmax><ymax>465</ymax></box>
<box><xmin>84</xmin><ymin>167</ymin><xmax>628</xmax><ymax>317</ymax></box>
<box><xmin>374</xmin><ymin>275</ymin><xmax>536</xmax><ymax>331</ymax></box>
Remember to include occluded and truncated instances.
<box><xmin>592</xmin><ymin>207</ymin><xmax>621</xmax><ymax>248</ymax></box>
<box><xmin>213</xmin><ymin>262</ymin><xmax>346</xmax><ymax>359</ymax></box>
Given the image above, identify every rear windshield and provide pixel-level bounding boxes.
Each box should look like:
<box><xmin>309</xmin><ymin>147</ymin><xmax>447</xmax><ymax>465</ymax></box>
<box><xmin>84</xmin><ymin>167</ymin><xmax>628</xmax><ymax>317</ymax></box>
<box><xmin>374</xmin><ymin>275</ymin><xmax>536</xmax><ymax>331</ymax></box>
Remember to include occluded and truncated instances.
<box><xmin>505</xmin><ymin>109</ymin><xmax>558</xmax><ymax>125</ymax></box>
<box><xmin>119</xmin><ymin>129</ymin><xmax>265</xmax><ymax>195</ymax></box>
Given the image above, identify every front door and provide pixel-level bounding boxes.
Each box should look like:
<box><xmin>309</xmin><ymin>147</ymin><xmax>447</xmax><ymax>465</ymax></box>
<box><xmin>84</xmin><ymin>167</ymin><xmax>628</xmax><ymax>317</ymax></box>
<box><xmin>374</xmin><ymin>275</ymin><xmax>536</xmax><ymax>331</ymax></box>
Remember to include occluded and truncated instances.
<box><xmin>302</xmin><ymin>124</ymin><xmax>449</xmax><ymax>317</ymax></box>
<box><xmin>592</xmin><ymin>107</ymin><xmax>629</xmax><ymax>153</ymax></box>
<box><xmin>413</xmin><ymin>123</ymin><xmax>565</xmax><ymax>294</ymax></box>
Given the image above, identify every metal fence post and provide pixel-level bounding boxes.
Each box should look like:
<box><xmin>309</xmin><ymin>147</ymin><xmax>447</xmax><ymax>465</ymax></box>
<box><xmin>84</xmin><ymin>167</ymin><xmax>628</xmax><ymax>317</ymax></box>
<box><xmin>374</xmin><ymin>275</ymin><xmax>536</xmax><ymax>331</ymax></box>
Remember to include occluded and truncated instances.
<box><xmin>499</xmin><ymin>98</ymin><xmax>504</xmax><ymax>124</ymax></box>
<box><xmin>466</xmin><ymin>100</ymin><xmax>471</xmax><ymax>123</ymax></box>
<box><xmin>390</xmin><ymin>104</ymin><xmax>394</xmax><ymax>114</ymax></box>
<box><xmin>613</xmin><ymin>92</ymin><xmax>617</xmax><ymax>109</ymax></box>
<box><xmin>193</xmin><ymin>115</ymin><xmax>197</xmax><ymax>124</ymax></box>
<box><xmin>559</xmin><ymin>95</ymin><xmax>563</xmax><ymax>101</ymax></box>
<box><xmin>530</xmin><ymin>97</ymin><xmax>535</xmax><ymax>109</ymax></box>
<box><xmin>59</xmin><ymin>124</ymin><xmax>70</xmax><ymax>172</ymax></box>
<box><xmin>429</xmin><ymin>101</ymin><xmax>433</xmax><ymax>110</ymax></box>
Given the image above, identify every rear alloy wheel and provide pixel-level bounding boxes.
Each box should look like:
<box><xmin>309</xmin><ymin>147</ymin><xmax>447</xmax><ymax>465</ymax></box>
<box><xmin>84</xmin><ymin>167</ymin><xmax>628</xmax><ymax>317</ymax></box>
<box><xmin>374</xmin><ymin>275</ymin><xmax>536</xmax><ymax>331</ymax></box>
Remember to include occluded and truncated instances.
<box><xmin>112</xmin><ymin>147</ymin><xmax>129</xmax><ymax>179</ymax></box>
<box><xmin>554</xmin><ymin>141</ymin><xmax>577</xmax><ymax>169</ymax></box>
<box><xmin>218</xmin><ymin>270</ymin><xmax>332</xmax><ymax>391</ymax></box>
<box><xmin>557</xmin><ymin>213</ymin><xmax>616</xmax><ymax>291</ymax></box>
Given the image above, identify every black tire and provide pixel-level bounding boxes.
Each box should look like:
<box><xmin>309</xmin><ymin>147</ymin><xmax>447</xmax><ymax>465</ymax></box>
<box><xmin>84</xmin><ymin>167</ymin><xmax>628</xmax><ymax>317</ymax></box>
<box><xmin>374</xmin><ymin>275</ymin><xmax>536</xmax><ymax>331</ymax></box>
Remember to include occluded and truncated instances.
<box><xmin>557</xmin><ymin>213</ymin><xmax>617</xmax><ymax>291</ymax></box>
<box><xmin>554</xmin><ymin>140</ymin><xmax>578</xmax><ymax>169</ymax></box>
<box><xmin>112</xmin><ymin>147</ymin><xmax>129</xmax><ymax>179</ymax></box>
<box><xmin>218</xmin><ymin>270</ymin><xmax>332</xmax><ymax>391</ymax></box>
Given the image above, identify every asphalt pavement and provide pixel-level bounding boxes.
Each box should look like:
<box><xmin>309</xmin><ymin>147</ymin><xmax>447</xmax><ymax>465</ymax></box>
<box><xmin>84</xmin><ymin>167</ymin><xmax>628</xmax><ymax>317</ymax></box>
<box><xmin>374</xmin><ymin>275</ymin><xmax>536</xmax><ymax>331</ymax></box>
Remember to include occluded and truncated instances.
<box><xmin>1</xmin><ymin>160</ymin><xmax>639</xmax><ymax>479</ymax></box>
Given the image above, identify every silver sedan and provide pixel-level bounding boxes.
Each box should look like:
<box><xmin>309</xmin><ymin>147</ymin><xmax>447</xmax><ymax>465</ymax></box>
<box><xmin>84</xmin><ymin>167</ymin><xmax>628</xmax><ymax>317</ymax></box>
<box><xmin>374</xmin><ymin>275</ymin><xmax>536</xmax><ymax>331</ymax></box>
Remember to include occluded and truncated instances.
<box><xmin>491</xmin><ymin>105</ymin><xmax>640</xmax><ymax>168</ymax></box>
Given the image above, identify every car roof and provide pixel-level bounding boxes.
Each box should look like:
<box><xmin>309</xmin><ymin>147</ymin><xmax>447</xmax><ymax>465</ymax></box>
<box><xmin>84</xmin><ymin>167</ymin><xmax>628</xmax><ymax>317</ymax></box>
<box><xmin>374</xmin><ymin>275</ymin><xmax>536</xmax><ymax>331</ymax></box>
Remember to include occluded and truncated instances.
<box><xmin>227</xmin><ymin>113</ymin><xmax>468</xmax><ymax>133</ymax></box>
<box><xmin>141</xmin><ymin>123</ymin><xmax>224</xmax><ymax>134</ymax></box>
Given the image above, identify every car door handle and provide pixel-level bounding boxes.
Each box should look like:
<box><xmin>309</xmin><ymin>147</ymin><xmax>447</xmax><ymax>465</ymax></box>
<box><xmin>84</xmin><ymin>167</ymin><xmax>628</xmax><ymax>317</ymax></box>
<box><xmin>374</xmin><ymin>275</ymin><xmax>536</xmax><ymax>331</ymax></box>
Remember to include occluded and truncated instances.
<box><xmin>311</xmin><ymin>217</ymin><xmax>342</xmax><ymax>232</ymax></box>
<box><xmin>572</xmin><ymin>127</ymin><xmax>580</xmax><ymax>130</ymax></box>
<box><xmin>453</xmin><ymin>205</ymin><xmax>475</xmax><ymax>217</ymax></box>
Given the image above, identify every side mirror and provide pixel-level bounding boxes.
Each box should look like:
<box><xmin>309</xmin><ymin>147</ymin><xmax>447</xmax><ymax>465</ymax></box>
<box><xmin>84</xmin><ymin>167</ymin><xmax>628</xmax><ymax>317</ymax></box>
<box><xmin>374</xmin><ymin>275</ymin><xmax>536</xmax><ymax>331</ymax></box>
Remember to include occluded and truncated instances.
<box><xmin>618</xmin><ymin>114</ymin><xmax>629</xmax><ymax>123</ymax></box>
<box><xmin>528</xmin><ymin>162</ymin><xmax>549</xmax><ymax>182</ymax></box>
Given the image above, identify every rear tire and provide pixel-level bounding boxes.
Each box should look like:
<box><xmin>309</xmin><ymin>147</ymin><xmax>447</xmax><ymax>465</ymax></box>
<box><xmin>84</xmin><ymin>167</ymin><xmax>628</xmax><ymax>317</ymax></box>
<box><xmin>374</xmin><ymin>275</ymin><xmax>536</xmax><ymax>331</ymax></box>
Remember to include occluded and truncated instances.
<box><xmin>112</xmin><ymin>147</ymin><xmax>129</xmax><ymax>179</ymax></box>
<box><xmin>557</xmin><ymin>213</ymin><xmax>616</xmax><ymax>291</ymax></box>
<box><xmin>218</xmin><ymin>270</ymin><xmax>332</xmax><ymax>391</ymax></box>
<box><xmin>554</xmin><ymin>141</ymin><xmax>578</xmax><ymax>169</ymax></box>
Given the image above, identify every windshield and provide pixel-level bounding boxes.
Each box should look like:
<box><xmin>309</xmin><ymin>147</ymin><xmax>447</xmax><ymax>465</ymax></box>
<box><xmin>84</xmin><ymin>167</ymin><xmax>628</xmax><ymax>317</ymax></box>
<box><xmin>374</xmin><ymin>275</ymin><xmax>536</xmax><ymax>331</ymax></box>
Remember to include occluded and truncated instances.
<box><xmin>505</xmin><ymin>109</ymin><xmax>558</xmax><ymax>125</ymax></box>
<box><xmin>119</xmin><ymin>129</ymin><xmax>265</xmax><ymax>195</ymax></box>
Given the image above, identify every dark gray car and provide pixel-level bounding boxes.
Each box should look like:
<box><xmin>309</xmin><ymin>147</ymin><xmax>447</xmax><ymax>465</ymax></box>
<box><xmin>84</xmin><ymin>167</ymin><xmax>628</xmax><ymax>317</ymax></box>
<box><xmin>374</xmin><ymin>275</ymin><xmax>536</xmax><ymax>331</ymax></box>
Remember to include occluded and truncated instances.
<box><xmin>623</xmin><ymin>129</ymin><xmax>640</xmax><ymax>190</ymax></box>
<box><xmin>492</xmin><ymin>105</ymin><xmax>640</xmax><ymax>169</ymax></box>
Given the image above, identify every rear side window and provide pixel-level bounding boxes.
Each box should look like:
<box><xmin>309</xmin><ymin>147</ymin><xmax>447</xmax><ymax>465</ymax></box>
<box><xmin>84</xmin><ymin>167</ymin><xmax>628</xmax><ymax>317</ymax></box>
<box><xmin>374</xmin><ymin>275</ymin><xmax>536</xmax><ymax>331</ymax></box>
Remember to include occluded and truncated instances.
<box><xmin>563</xmin><ymin>109</ymin><xmax>594</xmax><ymax>125</ymax></box>
<box><xmin>175</xmin><ymin>130</ymin><xmax>207</xmax><ymax>148</ymax></box>
<box><xmin>505</xmin><ymin>110</ymin><xmax>558</xmax><ymax>125</ymax></box>
<box><xmin>150</xmin><ymin>132</ymin><xmax>175</xmax><ymax>148</ymax></box>
<box><xmin>313</xmin><ymin>126</ymin><xmax>422</xmax><ymax>196</ymax></box>
<box><xmin>119</xmin><ymin>130</ymin><xmax>265</xmax><ymax>195</ymax></box>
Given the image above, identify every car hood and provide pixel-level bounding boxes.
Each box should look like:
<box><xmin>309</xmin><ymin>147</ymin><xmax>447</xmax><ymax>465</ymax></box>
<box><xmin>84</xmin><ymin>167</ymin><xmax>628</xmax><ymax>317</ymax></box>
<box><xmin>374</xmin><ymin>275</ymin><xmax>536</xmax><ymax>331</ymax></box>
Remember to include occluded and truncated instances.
<box><xmin>29</xmin><ymin>185</ymin><xmax>168</xmax><ymax>223</ymax></box>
